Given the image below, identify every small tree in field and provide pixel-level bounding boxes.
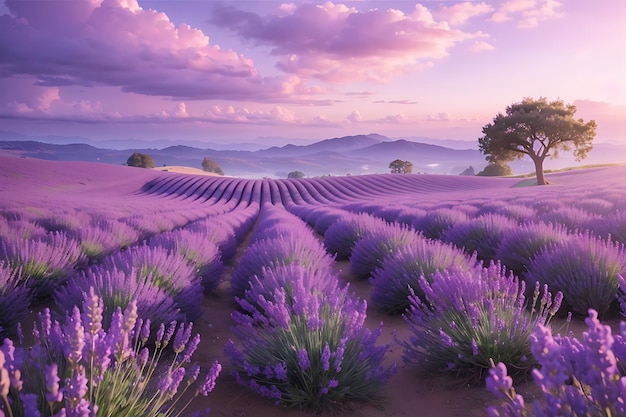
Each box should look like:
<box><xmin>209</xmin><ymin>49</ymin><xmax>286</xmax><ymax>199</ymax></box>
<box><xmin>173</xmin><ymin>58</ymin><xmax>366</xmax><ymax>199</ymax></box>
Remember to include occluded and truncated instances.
<box><xmin>126</xmin><ymin>152</ymin><xmax>155</xmax><ymax>168</ymax></box>
<box><xmin>287</xmin><ymin>170</ymin><xmax>305</xmax><ymax>178</ymax></box>
<box><xmin>478</xmin><ymin>97</ymin><xmax>596</xmax><ymax>185</ymax></box>
<box><xmin>477</xmin><ymin>163</ymin><xmax>513</xmax><ymax>177</ymax></box>
<box><xmin>389</xmin><ymin>159</ymin><xmax>413</xmax><ymax>174</ymax></box>
<box><xmin>202</xmin><ymin>157</ymin><xmax>225</xmax><ymax>175</ymax></box>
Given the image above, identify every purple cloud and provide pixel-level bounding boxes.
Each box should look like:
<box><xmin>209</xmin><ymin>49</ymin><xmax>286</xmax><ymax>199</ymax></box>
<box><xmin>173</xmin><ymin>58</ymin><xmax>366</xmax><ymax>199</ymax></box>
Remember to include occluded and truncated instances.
<box><xmin>0</xmin><ymin>0</ymin><xmax>295</xmax><ymax>101</ymax></box>
<box><xmin>211</xmin><ymin>3</ymin><xmax>482</xmax><ymax>82</ymax></box>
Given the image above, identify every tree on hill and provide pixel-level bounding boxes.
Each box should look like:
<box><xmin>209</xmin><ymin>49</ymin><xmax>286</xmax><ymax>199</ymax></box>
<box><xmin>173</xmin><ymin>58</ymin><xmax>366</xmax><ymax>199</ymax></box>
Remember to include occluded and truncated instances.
<box><xmin>389</xmin><ymin>159</ymin><xmax>413</xmax><ymax>174</ymax></box>
<box><xmin>126</xmin><ymin>152</ymin><xmax>155</xmax><ymax>168</ymax></box>
<box><xmin>478</xmin><ymin>97</ymin><xmax>596</xmax><ymax>185</ymax></box>
<box><xmin>287</xmin><ymin>171</ymin><xmax>305</xmax><ymax>178</ymax></box>
<box><xmin>459</xmin><ymin>166</ymin><xmax>475</xmax><ymax>176</ymax></box>
<box><xmin>477</xmin><ymin>163</ymin><xmax>513</xmax><ymax>177</ymax></box>
<box><xmin>201</xmin><ymin>158</ymin><xmax>224</xmax><ymax>175</ymax></box>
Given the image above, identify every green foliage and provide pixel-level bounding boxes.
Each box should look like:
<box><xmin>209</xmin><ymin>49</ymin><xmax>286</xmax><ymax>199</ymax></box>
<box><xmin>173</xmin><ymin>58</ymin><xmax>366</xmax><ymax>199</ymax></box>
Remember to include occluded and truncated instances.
<box><xmin>201</xmin><ymin>158</ymin><xmax>224</xmax><ymax>175</ymax></box>
<box><xmin>126</xmin><ymin>153</ymin><xmax>155</xmax><ymax>168</ymax></box>
<box><xmin>287</xmin><ymin>171</ymin><xmax>305</xmax><ymax>178</ymax></box>
<box><xmin>389</xmin><ymin>159</ymin><xmax>413</xmax><ymax>174</ymax></box>
<box><xmin>477</xmin><ymin>163</ymin><xmax>513</xmax><ymax>177</ymax></box>
<box><xmin>478</xmin><ymin>97</ymin><xmax>596</xmax><ymax>185</ymax></box>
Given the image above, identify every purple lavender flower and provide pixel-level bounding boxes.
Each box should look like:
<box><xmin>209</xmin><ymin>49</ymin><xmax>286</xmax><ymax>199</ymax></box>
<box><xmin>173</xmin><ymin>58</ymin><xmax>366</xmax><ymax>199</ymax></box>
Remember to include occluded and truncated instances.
<box><xmin>321</xmin><ymin>343</ymin><xmax>331</xmax><ymax>371</ymax></box>
<box><xmin>45</xmin><ymin>363</ymin><xmax>63</xmax><ymax>403</ymax></box>
<box><xmin>0</xmin><ymin>261</ymin><xmax>32</xmax><ymax>338</ymax></box>
<box><xmin>350</xmin><ymin>222</ymin><xmax>423</xmax><ymax>279</ymax></box>
<box><xmin>440</xmin><ymin>213</ymin><xmax>517</xmax><ymax>263</ymax></box>
<box><xmin>400</xmin><ymin>262</ymin><xmax>562</xmax><ymax>381</ymax></box>
<box><xmin>526</xmin><ymin>232</ymin><xmax>626</xmax><ymax>315</ymax></box>
<box><xmin>63</xmin><ymin>307</ymin><xmax>85</xmax><ymax>365</ymax></box>
<box><xmin>323</xmin><ymin>212</ymin><xmax>388</xmax><ymax>260</ymax></box>
<box><xmin>298</xmin><ymin>348</ymin><xmax>311</xmax><ymax>370</ymax></box>
<box><xmin>199</xmin><ymin>360</ymin><xmax>222</xmax><ymax>396</ymax></box>
<box><xmin>370</xmin><ymin>239</ymin><xmax>480</xmax><ymax>313</ymax></box>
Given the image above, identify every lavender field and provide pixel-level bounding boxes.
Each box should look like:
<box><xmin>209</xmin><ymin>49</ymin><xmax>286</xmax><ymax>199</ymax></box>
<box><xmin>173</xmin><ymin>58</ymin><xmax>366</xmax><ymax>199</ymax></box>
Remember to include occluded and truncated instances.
<box><xmin>2</xmin><ymin>154</ymin><xmax>626</xmax><ymax>416</ymax></box>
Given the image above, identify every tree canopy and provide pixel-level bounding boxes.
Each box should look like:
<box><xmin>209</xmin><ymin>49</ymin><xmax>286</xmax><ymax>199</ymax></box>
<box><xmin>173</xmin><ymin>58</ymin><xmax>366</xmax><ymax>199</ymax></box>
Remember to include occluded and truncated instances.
<box><xmin>287</xmin><ymin>171</ymin><xmax>305</xmax><ymax>179</ymax></box>
<box><xmin>126</xmin><ymin>152</ymin><xmax>155</xmax><ymax>168</ymax></box>
<box><xmin>201</xmin><ymin>158</ymin><xmax>224</xmax><ymax>176</ymax></box>
<box><xmin>477</xmin><ymin>163</ymin><xmax>513</xmax><ymax>177</ymax></box>
<box><xmin>478</xmin><ymin>97</ymin><xmax>596</xmax><ymax>185</ymax></box>
<box><xmin>389</xmin><ymin>159</ymin><xmax>413</xmax><ymax>174</ymax></box>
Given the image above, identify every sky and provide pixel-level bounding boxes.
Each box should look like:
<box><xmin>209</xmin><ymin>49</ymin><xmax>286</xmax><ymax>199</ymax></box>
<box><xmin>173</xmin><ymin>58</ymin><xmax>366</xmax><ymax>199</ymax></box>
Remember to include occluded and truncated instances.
<box><xmin>1</xmin><ymin>0</ymin><xmax>625</xmax><ymax>147</ymax></box>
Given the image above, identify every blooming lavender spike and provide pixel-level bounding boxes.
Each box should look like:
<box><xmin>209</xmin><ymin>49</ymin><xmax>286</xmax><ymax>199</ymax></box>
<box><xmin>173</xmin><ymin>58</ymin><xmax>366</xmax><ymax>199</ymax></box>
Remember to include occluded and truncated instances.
<box><xmin>45</xmin><ymin>363</ymin><xmax>63</xmax><ymax>403</ymax></box>
<box><xmin>200</xmin><ymin>360</ymin><xmax>222</xmax><ymax>396</ymax></box>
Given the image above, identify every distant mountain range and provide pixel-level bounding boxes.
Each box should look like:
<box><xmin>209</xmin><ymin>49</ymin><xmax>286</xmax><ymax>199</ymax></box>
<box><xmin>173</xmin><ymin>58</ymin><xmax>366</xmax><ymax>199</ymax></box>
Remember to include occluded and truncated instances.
<box><xmin>0</xmin><ymin>132</ymin><xmax>624</xmax><ymax>178</ymax></box>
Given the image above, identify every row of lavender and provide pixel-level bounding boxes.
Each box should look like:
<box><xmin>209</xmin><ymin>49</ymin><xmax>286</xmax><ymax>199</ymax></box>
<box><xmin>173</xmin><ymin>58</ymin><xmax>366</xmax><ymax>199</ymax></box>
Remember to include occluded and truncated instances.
<box><xmin>288</xmin><ymin>173</ymin><xmax>626</xmax><ymax>414</ymax></box>
<box><xmin>0</xmin><ymin>177</ymin><xmax>263</xmax><ymax>415</ymax></box>
<box><xmin>224</xmin><ymin>203</ymin><xmax>395</xmax><ymax>410</ymax></box>
<box><xmin>3</xmin><ymin>161</ymin><xmax>626</xmax><ymax>414</ymax></box>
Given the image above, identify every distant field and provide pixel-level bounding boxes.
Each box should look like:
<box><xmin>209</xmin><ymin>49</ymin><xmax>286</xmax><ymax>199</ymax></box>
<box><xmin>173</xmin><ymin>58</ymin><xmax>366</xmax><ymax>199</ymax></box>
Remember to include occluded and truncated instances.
<box><xmin>2</xmin><ymin>155</ymin><xmax>626</xmax><ymax>417</ymax></box>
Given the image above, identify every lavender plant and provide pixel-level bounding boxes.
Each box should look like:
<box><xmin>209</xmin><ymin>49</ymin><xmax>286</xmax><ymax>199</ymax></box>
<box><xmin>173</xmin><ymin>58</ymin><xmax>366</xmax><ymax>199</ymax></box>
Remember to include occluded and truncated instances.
<box><xmin>0</xmin><ymin>232</ymin><xmax>86</xmax><ymax>297</ymax></box>
<box><xmin>53</xmin><ymin>265</ymin><xmax>183</xmax><ymax>330</ymax></box>
<box><xmin>400</xmin><ymin>263</ymin><xmax>562</xmax><ymax>382</ymax></box>
<box><xmin>323</xmin><ymin>212</ymin><xmax>388</xmax><ymax>260</ymax></box>
<box><xmin>0</xmin><ymin>287</ymin><xmax>221</xmax><ymax>417</ymax></box>
<box><xmin>349</xmin><ymin>223</ymin><xmax>423</xmax><ymax>279</ymax></box>
<box><xmin>486</xmin><ymin>309</ymin><xmax>626</xmax><ymax>417</ymax></box>
<box><xmin>225</xmin><ymin>280</ymin><xmax>395</xmax><ymax>411</ymax></box>
<box><xmin>101</xmin><ymin>243</ymin><xmax>203</xmax><ymax>320</ymax></box>
<box><xmin>495</xmin><ymin>222</ymin><xmax>571</xmax><ymax>278</ymax></box>
<box><xmin>441</xmin><ymin>214</ymin><xmax>517</xmax><ymax>264</ymax></box>
<box><xmin>230</xmin><ymin>234</ymin><xmax>336</xmax><ymax>299</ymax></box>
<box><xmin>370</xmin><ymin>239</ymin><xmax>480</xmax><ymax>314</ymax></box>
<box><xmin>149</xmin><ymin>229</ymin><xmax>224</xmax><ymax>293</ymax></box>
<box><xmin>242</xmin><ymin>264</ymin><xmax>341</xmax><ymax>316</ymax></box>
<box><xmin>540</xmin><ymin>206</ymin><xmax>599</xmax><ymax>232</ymax></box>
<box><xmin>411</xmin><ymin>207</ymin><xmax>468</xmax><ymax>240</ymax></box>
<box><xmin>0</xmin><ymin>262</ymin><xmax>31</xmax><ymax>338</ymax></box>
<box><xmin>525</xmin><ymin>233</ymin><xmax>626</xmax><ymax>315</ymax></box>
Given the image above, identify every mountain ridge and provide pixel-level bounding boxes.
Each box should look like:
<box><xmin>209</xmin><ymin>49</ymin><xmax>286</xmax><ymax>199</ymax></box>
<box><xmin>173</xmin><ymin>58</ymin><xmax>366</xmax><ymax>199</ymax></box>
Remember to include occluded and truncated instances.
<box><xmin>1</xmin><ymin>132</ymin><xmax>624</xmax><ymax>178</ymax></box>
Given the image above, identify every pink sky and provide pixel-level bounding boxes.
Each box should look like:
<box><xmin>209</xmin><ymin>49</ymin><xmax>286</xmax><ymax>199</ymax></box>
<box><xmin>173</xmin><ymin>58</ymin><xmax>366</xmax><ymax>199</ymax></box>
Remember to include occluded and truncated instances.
<box><xmin>0</xmin><ymin>0</ymin><xmax>625</xmax><ymax>146</ymax></box>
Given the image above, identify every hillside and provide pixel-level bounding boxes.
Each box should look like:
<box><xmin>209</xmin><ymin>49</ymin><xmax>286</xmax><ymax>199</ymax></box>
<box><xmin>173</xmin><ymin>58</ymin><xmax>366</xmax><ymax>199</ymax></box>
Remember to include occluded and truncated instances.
<box><xmin>1</xmin><ymin>132</ymin><xmax>624</xmax><ymax>178</ymax></box>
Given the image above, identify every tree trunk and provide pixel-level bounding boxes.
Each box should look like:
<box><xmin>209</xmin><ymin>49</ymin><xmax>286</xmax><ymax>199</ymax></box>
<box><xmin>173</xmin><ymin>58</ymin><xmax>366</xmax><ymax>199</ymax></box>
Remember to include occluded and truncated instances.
<box><xmin>532</xmin><ymin>156</ymin><xmax>547</xmax><ymax>185</ymax></box>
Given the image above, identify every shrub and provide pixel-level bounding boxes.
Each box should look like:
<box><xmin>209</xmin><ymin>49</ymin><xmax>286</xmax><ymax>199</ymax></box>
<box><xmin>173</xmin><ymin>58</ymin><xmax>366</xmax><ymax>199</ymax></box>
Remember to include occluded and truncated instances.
<box><xmin>188</xmin><ymin>218</ymin><xmax>240</xmax><ymax>261</ymax></box>
<box><xmin>201</xmin><ymin>157</ymin><xmax>224</xmax><ymax>175</ymax></box>
<box><xmin>242</xmin><ymin>264</ymin><xmax>341</xmax><ymax>316</ymax></box>
<box><xmin>540</xmin><ymin>206</ymin><xmax>599</xmax><ymax>232</ymax></box>
<box><xmin>495</xmin><ymin>222</ymin><xmax>571</xmax><ymax>278</ymax></box>
<box><xmin>0</xmin><ymin>262</ymin><xmax>31</xmax><ymax>338</ymax></box>
<box><xmin>349</xmin><ymin>223</ymin><xmax>423</xmax><ymax>279</ymax></box>
<box><xmin>101</xmin><ymin>243</ymin><xmax>203</xmax><ymax>320</ymax></box>
<box><xmin>441</xmin><ymin>214</ymin><xmax>517</xmax><ymax>264</ymax></box>
<box><xmin>149</xmin><ymin>229</ymin><xmax>224</xmax><ymax>293</ymax></box>
<box><xmin>127</xmin><ymin>152</ymin><xmax>155</xmax><ymax>168</ymax></box>
<box><xmin>0</xmin><ymin>288</ymin><xmax>221</xmax><ymax>416</ymax></box>
<box><xmin>230</xmin><ymin>234</ymin><xmax>335</xmax><ymax>299</ymax></box>
<box><xmin>588</xmin><ymin>212</ymin><xmax>626</xmax><ymax>246</ymax></box>
<box><xmin>486</xmin><ymin>309</ymin><xmax>626</xmax><ymax>416</ymax></box>
<box><xmin>411</xmin><ymin>207</ymin><xmax>468</xmax><ymax>240</ymax></box>
<box><xmin>525</xmin><ymin>233</ymin><xmax>626</xmax><ymax>315</ymax></box>
<box><xmin>0</xmin><ymin>232</ymin><xmax>86</xmax><ymax>297</ymax></box>
<box><xmin>400</xmin><ymin>263</ymin><xmax>562</xmax><ymax>382</ymax></box>
<box><xmin>53</xmin><ymin>265</ymin><xmax>184</xmax><ymax>330</ymax></box>
<box><xmin>225</xmin><ymin>280</ymin><xmax>395</xmax><ymax>411</ymax></box>
<box><xmin>370</xmin><ymin>239</ymin><xmax>480</xmax><ymax>314</ymax></box>
<box><xmin>323</xmin><ymin>213</ymin><xmax>388</xmax><ymax>260</ymax></box>
<box><xmin>477</xmin><ymin>163</ymin><xmax>513</xmax><ymax>177</ymax></box>
<box><xmin>75</xmin><ymin>222</ymin><xmax>122</xmax><ymax>262</ymax></box>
